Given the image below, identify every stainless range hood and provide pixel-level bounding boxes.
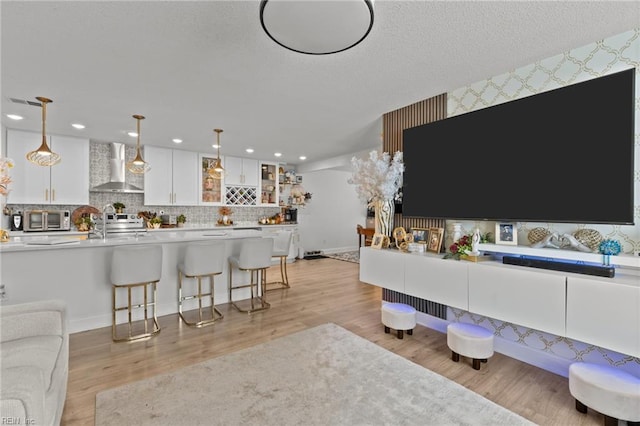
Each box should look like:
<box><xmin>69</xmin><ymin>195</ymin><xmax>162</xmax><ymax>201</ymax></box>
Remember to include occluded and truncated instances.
<box><xmin>91</xmin><ymin>143</ymin><xmax>144</xmax><ymax>193</ymax></box>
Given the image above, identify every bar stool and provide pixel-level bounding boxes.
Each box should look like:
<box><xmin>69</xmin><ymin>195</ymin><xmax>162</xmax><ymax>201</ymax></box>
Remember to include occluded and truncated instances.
<box><xmin>267</xmin><ymin>230</ymin><xmax>293</xmax><ymax>291</ymax></box>
<box><xmin>110</xmin><ymin>244</ymin><xmax>163</xmax><ymax>342</ymax></box>
<box><xmin>178</xmin><ymin>240</ymin><xmax>225</xmax><ymax>327</ymax></box>
<box><xmin>228</xmin><ymin>237</ymin><xmax>274</xmax><ymax>313</ymax></box>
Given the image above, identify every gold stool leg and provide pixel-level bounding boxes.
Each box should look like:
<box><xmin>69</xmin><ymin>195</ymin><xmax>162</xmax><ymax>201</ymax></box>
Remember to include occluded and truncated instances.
<box><xmin>267</xmin><ymin>256</ymin><xmax>290</xmax><ymax>291</ymax></box>
<box><xmin>112</xmin><ymin>281</ymin><xmax>162</xmax><ymax>342</ymax></box>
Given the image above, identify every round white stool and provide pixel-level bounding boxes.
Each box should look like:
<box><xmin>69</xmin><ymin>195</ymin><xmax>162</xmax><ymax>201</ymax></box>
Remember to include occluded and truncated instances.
<box><xmin>228</xmin><ymin>237</ymin><xmax>274</xmax><ymax>313</ymax></box>
<box><xmin>381</xmin><ymin>303</ymin><xmax>416</xmax><ymax>339</ymax></box>
<box><xmin>446</xmin><ymin>322</ymin><xmax>494</xmax><ymax>370</ymax></box>
<box><xmin>569</xmin><ymin>362</ymin><xmax>640</xmax><ymax>426</ymax></box>
<box><xmin>110</xmin><ymin>244</ymin><xmax>163</xmax><ymax>342</ymax></box>
<box><xmin>178</xmin><ymin>240</ymin><xmax>225</xmax><ymax>327</ymax></box>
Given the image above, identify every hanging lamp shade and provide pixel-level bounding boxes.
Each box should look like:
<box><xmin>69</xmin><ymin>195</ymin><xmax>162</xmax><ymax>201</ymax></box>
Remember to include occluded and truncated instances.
<box><xmin>26</xmin><ymin>97</ymin><xmax>61</xmax><ymax>166</ymax></box>
<box><xmin>208</xmin><ymin>129</ymin><xmax>224</xmax><ymax>179</ymax></box>
<box><xmin>126</xmin><ymin>114</ymin><xmax>151</xmax><ymax>174</ymax></box>
<box><xmin>259</xmin><ymin>0</ymin><xmax>374</xmax><ymax>55</ymax></box>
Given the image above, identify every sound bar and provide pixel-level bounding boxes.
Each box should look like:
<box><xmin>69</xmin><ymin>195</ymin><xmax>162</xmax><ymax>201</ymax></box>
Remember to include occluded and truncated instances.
<box><xmin>502</xmin><ymin>256</ymin><xmax>615</xmax><ymax>278</ymax></box>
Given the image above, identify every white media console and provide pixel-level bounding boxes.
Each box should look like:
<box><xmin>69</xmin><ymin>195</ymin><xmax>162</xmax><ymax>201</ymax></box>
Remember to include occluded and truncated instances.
<box><xmin>359</xmin><ymin>246</ymin><xmax>640</xmax><ymax>359</ymax></box>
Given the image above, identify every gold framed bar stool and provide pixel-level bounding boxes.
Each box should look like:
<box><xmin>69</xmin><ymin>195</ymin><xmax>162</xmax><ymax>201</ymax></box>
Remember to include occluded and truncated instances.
<box><xmin>110</xmin><ymin>244</ymin><xmax>163</xmax><ymax>342</ymax></box>
<box><xmin>267</xmin><ymin>230</ymin><xmax>293</xmax><ymax>291</ymax></box>
<box><xmin>178</xmin><ymin>240</ymin><xmax>225</xmax><ymax>327</ymax></box>
<box><xmin>228</xmin><ymin>237</ymin><xmax>274</xmax><ymax>313</ymax></box>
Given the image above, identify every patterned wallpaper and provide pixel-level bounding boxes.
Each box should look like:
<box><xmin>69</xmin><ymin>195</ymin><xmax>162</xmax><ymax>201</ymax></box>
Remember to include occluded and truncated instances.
<box><xmin>445</xmin><ymin>28</ymin><xmax>640</xmax><ymax>374</ymax></box>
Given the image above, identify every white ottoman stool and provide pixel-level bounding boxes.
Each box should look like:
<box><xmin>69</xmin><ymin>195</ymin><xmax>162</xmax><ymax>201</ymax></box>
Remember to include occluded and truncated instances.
<box><xmin>569</xmin><ymin>362</ymin><xmax>640</xmax><ymax>426</ymax></box>
<box><xmin>381</xmin><ymin>303</ymin><xmax>416</xmax><ymax>339</ymax></box>
<box><xmin>446</xmin><ymin>322</ymin><xmax>494</xmax><ymax>370</ymax></box>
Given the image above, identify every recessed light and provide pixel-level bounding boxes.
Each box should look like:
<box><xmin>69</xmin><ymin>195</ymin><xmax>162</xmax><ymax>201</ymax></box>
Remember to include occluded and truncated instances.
<box><xmin>6</xmin><ymin>114</ymin><xmax>23</xmax><ymax>120</ymax></box>
<box><xmin>299</xmin><ymin>156</ymin><xmax>307</xmax><ymax>160</ymax></box>
<box><xmin>71</xmin><ymin>123</ymin><xmax>85</xmax><ymax>129</ymax></box>
<box><xmin>172</xmin><ymin>138</ymin><xmax>183</xmax><ymax>144</ymax></box>
<box><xmin>246</xmin><ymin>148</ymin><xmax>254</xmax><ymax>154</ymax></box>
<box><xmin>274</xmin><ymin>152</ymin><xmax>282</xmax><ymax>157</ymax></box>
<box><xmin>212</xmin><ymin>144</ymin><xmax>220</xmax><ymax>149</ymax></box>
<box><xmin>128</xmin><ymin>132</ymin><xmax>138</xmax><ymax>137</ymax></box>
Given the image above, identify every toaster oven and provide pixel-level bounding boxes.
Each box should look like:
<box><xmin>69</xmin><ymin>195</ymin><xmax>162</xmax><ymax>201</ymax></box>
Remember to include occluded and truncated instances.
<box><xmin>23</xmin><ymin>210</ymin><xmax>71</xmax><ymax>232</ymax></box>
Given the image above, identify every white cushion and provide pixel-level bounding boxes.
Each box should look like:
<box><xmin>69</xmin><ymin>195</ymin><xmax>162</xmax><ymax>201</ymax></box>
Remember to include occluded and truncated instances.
<box><xmin>569</xmin><ymin>362</ymin><xmax>640</xmax><ymax>421</ymax></box>
<box><xmin>1</xmin><ymin>335</ymin><xmax>62</xmax><ymax>391</ymax></box>
<box><xmin>447</xmin><ymin>322</ymin><xmax>494</xmax><ymax>359</ymax></box>
<box><xmin>381</xmin><ymin>303</ymin><xmax>417</xmax><ymax>330</ymax></box>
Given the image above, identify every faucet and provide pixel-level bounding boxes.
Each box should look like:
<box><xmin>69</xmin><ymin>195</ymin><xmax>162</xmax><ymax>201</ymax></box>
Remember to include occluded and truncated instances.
<box><xmin>99</xmin><ymin>203</ymin><xmax>116</xmax><ymax>241</ymax></box>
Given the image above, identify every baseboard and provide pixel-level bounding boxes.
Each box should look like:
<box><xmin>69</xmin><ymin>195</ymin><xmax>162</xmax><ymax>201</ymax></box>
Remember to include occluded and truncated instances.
<box><xmin>321</xmin><ymin>246</ymin><xmax>359</xmax><ymax>255</ymax></box>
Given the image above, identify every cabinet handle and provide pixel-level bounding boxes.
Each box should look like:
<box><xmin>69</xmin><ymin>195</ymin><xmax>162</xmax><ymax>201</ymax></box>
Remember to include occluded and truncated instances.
<box><xmin>52</xmin><ymin>188</ymin><xmax>55</xmax><ymax>201</ymax></box>
<box><xmin>45</xmin><ymin>189</ymin><xmax>49</xmax><ymax>201</ymax></box>
<box><xmin>169</xmin><ymin>193</ymin><xmax>172</xmax><ymax>204</ymax></box>
<box><xmin>173</xmin><ymin>193</ymin><xmax>176</xmax><ymax>204</ymax></box>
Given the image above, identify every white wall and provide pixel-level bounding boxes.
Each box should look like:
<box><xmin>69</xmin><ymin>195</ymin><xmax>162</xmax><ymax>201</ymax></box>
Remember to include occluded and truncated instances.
<box><xmin>297</xmin><ymin>169</ymin><xmax>366</xmax><ymax>254</ymax></box>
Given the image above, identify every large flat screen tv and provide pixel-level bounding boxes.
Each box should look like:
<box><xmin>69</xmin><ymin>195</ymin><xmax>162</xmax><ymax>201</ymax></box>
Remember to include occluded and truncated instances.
<box><xmin>402</xmin><ymin>68</ymin><xmax>635</xmax><ymax>225</ymax></box>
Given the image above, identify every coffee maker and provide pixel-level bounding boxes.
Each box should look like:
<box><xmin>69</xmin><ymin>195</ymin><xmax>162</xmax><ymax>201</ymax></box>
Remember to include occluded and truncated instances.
<box><xmin>10</xmin><ymin>212</ymin><xmax>23</xmax><ymax>231</ymax></box>
<box><xmin>284</xmin><ymin>208</ymin><xmax>297</xmax><ymax>223</ymax></box>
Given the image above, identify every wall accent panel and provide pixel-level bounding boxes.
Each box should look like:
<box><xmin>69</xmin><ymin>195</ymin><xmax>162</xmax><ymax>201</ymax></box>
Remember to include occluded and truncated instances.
<box><xmin>382</xmin><ymin>94</ymin><xmax>447</xmax><ymax>242</ymax></box>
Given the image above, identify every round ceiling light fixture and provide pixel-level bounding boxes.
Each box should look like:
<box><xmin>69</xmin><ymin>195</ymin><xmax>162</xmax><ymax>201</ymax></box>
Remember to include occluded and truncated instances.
<box><xmin>259</xmin><ymin>0</ymin><xmax>374</xmax><ymax>55</ymax></box>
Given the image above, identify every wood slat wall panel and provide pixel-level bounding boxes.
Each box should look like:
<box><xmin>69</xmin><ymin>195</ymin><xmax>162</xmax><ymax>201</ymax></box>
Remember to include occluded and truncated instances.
<box><xmin>383</xmin><ymin>94</ymin><xmax>447</xmax><ymax>241</ymax></box>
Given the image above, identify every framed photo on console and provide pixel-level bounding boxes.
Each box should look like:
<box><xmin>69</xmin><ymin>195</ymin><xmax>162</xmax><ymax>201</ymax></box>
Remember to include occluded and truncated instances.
<box><xmin>427</xmin><ymin>227</ymin><xmax>444</xmax><ymax>253</ymax></box>
<box><xmin>410</xmin><ymin>227</ymin><xmax>428</xmax><ymax>244</ymax></box>
<box><xmin>496</xmin><ymin>222</ymin><xmax>518</xmax><ymax>245</ymax></box>
<box><xmin>371</xmin><ymin>233</ymin><xmax>385</xmax><ymax>249</ymax></box>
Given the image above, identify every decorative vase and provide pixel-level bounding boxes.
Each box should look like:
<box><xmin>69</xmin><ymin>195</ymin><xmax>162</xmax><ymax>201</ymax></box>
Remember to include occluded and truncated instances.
<box><xmin>373</xmin><ymin>199</ymin><xmax>394</xmax><ymax>237</ymax></box>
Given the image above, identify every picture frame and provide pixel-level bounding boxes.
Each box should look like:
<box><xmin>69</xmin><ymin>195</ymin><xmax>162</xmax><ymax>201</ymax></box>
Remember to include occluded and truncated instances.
<box><xmin>410</xmin><ymin>227</ymin><xmax>428</xmax><ymax>244</ymax></box>
<box><xmin>427</xmin><ymin>227</ymin><xmax>444</xmax><ymax>253</ymax></box>
<box><xmin>495</xmin><ymin>222</ymin><xmax>518</xmax><ymax>245</ymax></box>
<box><xmin>371</xmin><ymin>233</ymin><xmax>385</xmax><ymax>249</ymax></box>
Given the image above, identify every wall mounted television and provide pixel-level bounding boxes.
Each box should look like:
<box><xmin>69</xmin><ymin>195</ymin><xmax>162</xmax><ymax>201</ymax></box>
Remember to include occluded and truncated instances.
<box><xmin>402</xmin><ymin>68</ymin><xmax>635</xmax><ymax>225</ymax></box>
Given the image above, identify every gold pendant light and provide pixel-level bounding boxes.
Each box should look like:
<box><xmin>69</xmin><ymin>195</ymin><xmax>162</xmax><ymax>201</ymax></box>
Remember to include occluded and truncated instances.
<box><xmin>126</xmin><ymin>114</ymin><xmax>151</xmax><ymax>174</ymax></box>
<box><xmin>208</xmin><ymin>128</ymin><xmax>224</xmax><ymax>179</ymax></box>
<box><xmin>26</xmin><ymin>97</ymin><xmax>61</xmax><ymax>166</ymax></box>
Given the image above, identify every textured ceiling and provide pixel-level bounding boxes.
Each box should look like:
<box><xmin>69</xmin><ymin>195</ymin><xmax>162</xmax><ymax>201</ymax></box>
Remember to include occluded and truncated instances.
<box><xmin>1</xmin><ymin>1</ymin><xmax>639</xmax><ymax>168</ymax></box>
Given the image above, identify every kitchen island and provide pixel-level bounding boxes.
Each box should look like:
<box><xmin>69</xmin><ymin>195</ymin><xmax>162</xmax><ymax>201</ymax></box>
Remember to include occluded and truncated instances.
<box><xmin>0</xmin><ymin>224</ymin><xmax>298</xmax><ymax>333</ymax></box>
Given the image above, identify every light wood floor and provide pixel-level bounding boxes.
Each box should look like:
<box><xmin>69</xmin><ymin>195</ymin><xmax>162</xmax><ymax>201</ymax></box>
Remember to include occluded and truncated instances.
<box><xmin>63</xmin><ymin>257</ymin><xmax>603</xmax><ymax>425</ymax></box>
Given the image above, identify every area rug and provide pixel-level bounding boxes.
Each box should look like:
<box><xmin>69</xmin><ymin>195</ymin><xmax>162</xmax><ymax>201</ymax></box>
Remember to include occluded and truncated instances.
<box><xmin>324</xmin><ymin>250</ymin><xmax>359</xmax><ymax>263</ymax></box>
<box><xmin>95</xmin><ymin>323</ymin><xmax>533</xmax><ymax>426</ymax></box>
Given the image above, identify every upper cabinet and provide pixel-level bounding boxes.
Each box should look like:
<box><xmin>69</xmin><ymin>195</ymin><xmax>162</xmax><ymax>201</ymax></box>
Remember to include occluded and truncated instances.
<box><xmin>6</xmin><ymin>129</ymin><xmax>89</xmax><ymax>205</ymax></box>
<box><xmin>259</xmin><ymin>161</ymin><xmax>279</xmax><ymax>206</ymax></box>
<box><xmin>224</xmin><ymin>156</ymin><xmax>258</xmax><ymax>187</ymax></box>
<box><xmin>223</xmin><ymin>156</ymin><xmax>258</xmax><ymax>205</ymax></box>
<box><xmin>199</xmin><ymin>153</ymin><xmax>223</xmax><ymax>205</ymax></box>
<box><xmin>144</xmin><ymin>146</ymin><xmax>198</xmax><ymax>206</ymax></box>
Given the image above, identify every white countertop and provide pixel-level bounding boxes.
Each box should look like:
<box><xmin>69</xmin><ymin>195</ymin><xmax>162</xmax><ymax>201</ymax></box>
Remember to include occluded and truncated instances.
<box><xmin>1</xmin><ymin>223</ymin><xmax>298</xmax><ymax>253</ymax></box>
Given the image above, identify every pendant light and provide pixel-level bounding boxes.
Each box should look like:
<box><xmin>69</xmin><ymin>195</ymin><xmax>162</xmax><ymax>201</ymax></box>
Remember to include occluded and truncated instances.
<box><xmin>208</xmin><ymin>128</ymin><xmax>224</xmax><ymax>179</ymax></box>
<box><xmin>26</xmin><ymin>97</ymin><xmax>61</xmax><ymax>166</ymax></box>
<box><xmin>126</xmin><ymin>114</ymin><xmax>151</xmax><ymax>174</ymax></box>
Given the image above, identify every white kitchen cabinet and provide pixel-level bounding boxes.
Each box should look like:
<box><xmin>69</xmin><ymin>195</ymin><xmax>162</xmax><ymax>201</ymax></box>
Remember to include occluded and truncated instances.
<box><xmin>144</xmin><ymin>146</ymin><xmax>198</xmax><ymax>206</ymax></box>
<box><xmin>404</xmin><ymin>254</ymin><xmax>468</xmax><ymax>310</ymax></box>
<box><xmin>567</xmin><ymin>275</ymin><xmax>640</xmax><ymax>358</ymax></box>
<box><xmin>224</xmin><ymin>156</ymin><xmax>258</xmax><ymax>187</ymax></box>
<box><xmin>259</xmin><ymin>161</ymin><xmax>279</xmax><ymax>206</ymax></box>
<box><xmin>6</xmin><ymin>129</ymin><xmax>89</xmax><ymax>205</ymax></box>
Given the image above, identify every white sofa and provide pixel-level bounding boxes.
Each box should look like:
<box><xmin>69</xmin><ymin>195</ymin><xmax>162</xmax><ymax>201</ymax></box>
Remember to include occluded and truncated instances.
<box><xmin>0</xmin><ymin>300</ymin><xmax>69</xmax><ymax>426</ymax></box>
